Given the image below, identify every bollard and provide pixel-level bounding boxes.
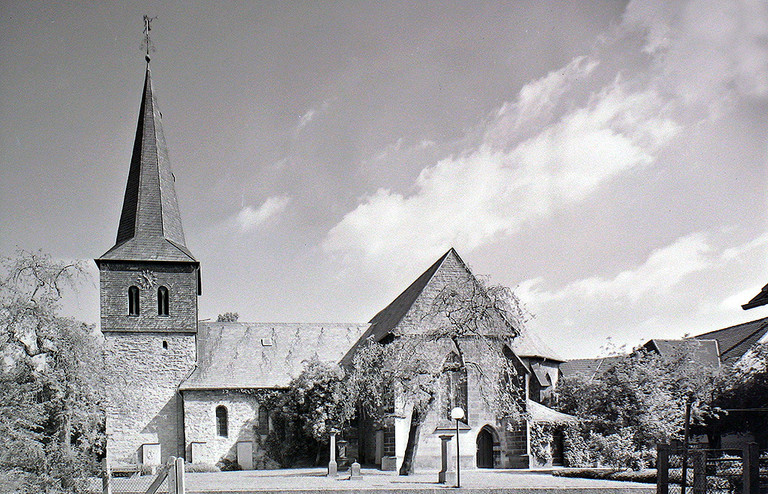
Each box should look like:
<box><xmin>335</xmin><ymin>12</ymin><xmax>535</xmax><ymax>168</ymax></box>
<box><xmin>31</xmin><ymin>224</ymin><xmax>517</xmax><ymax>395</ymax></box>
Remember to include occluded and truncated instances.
<box><xmin>438</xmin><ymin>434</ymin><xmax>456</xmax><ymax>485</ymax></box>
<box><xmin>327</xmin><ymin>431</ymin><xmax>338</xmax><ymax>478</ymax></box>
<box><xmin>350</xmin><ymin>460</ymin><xmax>362</xmax><ymax>480</ymax></box>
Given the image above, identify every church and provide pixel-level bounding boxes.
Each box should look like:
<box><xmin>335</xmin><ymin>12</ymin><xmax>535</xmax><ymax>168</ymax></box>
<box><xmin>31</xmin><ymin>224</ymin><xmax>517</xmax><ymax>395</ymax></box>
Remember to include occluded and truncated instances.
<box><xmin>96</xmin><ymin>57</ymin><xmax>573</xmax><ymax>472</ymax></box>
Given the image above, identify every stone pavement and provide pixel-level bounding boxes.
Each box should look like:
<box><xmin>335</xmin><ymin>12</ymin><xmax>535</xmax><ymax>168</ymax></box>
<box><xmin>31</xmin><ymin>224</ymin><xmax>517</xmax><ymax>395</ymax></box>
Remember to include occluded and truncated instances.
<box><xmin>182</xmin><ymin>467</ymin><xmax>656</xmax><ymax>493</ymax></box>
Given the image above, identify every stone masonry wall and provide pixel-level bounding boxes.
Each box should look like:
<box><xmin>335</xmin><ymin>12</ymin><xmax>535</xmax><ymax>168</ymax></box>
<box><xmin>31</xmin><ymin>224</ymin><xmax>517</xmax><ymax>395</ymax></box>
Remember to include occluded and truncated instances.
<box><xmin>389</xmin><ymin>252</ymin><xmax>524</xmax><ymax>470</ymax></box>
<box><xmin>100</xmin><ymin>262</ymin><xmax>198</xmax><ymax>333</ymax></box>
<box><xmin>183</xmin><ymin>390</ymin><xmax>261</xmax><ymax>466</ymax></box>
<box><xmin>103</xmin><ymin>332</ymin><xmax>196</xmax><ymax>465</ymax></box>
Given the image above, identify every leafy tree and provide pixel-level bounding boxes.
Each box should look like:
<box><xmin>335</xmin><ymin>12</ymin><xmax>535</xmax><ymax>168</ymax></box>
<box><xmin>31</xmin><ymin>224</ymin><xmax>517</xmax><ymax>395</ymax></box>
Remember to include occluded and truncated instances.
<box><xmin>709</xmin><ymin>342</ymin><xmax>768</xmax><ymax>447</ymax></box>
<box><xmin>0</xmin><ymin>251</ymin><xmax>105</xmax><ymax>492</ymax></box>
<box><xmin>262</xmin><ymin>360</ymin><xmax>356</xmax><ymax>467</ymax></box>
<box><xmin>216</xmin><ymin>312</ymin><xmax>239</xmax><ymax>322</ymax></box>
<box><xmin>554</xmin><ymin>342</ymin><xmax>718</xmax><ymax>468</ymax></box>
<box><xmin>347</xmin><ymin>277</ymin><xmax>526</xmax><ymax>474</ymax></box>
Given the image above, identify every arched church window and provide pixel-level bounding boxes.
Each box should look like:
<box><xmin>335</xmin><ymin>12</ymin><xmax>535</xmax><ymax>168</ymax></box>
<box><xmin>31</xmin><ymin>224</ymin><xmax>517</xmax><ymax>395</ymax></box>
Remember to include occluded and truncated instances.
<box><xmin>128</xmin><ymin>286</ymin><xmax>140</xmax><ymax>316</ymax></box>
<box><xmin>157</xmin><ymin>286</ymin><xmax>169</xmax><ymax>316</ymax></box>
<box><xmin>216</xmin><ymin>405</ymin><xmax>228</xmax><ymax>437</ymax></box>
<box><xmin>444</xmin><ymin>352</ymin><xmax>468</xmax><ymax>421</ymax></box>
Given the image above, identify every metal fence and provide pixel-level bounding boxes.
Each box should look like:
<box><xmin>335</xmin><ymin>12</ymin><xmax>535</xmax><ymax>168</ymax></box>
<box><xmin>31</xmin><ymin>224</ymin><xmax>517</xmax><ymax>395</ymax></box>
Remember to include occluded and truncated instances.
<box><xmin>657</xmin><ymin>443</ymin><xmax>766</xmax><ymax>494</ymax></box>
<box><xmin>91</xmin><ymin>457</ymin><xmax>184</xmax><ymax>494</ymax></box>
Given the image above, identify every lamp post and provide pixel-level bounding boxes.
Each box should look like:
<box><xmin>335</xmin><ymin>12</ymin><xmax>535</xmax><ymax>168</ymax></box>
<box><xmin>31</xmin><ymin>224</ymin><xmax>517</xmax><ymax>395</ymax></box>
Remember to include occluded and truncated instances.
<box><xmin>450</xmin><ymin>407</ymin><xmax>465</xmax><ymax>488</ymax></box>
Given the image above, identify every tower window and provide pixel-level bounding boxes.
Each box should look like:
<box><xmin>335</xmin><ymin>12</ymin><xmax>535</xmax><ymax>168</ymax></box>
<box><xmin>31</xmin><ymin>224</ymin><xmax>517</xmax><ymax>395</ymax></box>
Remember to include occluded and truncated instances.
<box><xmin>162</xmin><ymin>340</ymin><xmax>168</xmax><ymax>350</ymax></box>
<box><xmin>128</xmin><ymin>286</ymin><xmax>140</xmax><ymax>316</ymax></box>
<box><xmin>216</xmin><ymin>405</ymin><xmax>228</xmax><ymax>437</ymax></box>
<box><xmin>157</xmin><ymin>286</ymin><xmax>169</xmax><ymax>316</ymax></box>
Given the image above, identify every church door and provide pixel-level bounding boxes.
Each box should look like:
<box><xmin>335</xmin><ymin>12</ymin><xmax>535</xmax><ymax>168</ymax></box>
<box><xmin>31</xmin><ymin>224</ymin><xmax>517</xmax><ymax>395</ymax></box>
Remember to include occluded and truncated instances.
<box><xmin>476</xmin><ymin>427</ymin><xmax>494</xmax><ymax>468</ymax></box>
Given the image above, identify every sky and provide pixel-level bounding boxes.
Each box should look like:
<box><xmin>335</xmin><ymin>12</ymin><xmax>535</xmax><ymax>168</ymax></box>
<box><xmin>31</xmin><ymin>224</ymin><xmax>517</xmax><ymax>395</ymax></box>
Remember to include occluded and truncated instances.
<box><xmin>2</xmin><ymin>1</ymin><xmax>768</xmax><ymax>359</ymax></box>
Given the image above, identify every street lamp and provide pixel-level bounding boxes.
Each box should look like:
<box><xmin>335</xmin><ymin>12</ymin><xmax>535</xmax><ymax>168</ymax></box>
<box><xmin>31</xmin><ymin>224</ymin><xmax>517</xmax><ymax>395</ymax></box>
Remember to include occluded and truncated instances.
<box><xmin>450</xmin><ymin>407</ymin><xmax>465</xmax><ymax>488</ymax></box>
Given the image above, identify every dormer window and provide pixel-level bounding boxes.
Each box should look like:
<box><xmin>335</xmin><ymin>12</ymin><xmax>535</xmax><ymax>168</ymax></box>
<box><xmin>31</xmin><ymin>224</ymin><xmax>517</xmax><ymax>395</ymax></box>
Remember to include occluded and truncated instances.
<box><xmin>157</xmin><ymin>286</ymin><xmax>169</xmax><ymax>316</ymax></box>
<box><xmin>128</xmin><ymin>286</ymin><xmax>140</xmax><ymax>316</ymax></box>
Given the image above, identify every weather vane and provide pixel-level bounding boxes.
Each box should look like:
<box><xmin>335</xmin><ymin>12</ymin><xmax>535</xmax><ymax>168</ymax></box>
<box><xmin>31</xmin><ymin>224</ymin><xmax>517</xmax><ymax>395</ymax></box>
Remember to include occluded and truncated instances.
<box><xmin>142</xmin><ymin>15</ymin><xmax>157</xmax><ymax>62</ymax></box>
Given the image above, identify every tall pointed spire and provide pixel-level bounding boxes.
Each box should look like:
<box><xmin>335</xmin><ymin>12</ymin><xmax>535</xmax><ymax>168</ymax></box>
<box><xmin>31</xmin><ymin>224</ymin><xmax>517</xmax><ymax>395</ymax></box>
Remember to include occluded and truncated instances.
<box><xmin>100</xmin><ymin>52</ymin><xmax>195</xmax><ymax>262</ymax></box>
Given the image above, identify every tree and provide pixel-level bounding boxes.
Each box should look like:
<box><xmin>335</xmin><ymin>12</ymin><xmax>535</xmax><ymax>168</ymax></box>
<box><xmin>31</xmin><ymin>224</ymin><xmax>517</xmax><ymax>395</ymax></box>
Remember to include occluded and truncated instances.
<box><xmin>554</xmin><ymin>342</ymin><xmax>719</xmax><ymax>468</ymax></box>
<box><xmin>0</xmin><ymin>251</ymin><xmax>105</xmax><ymax>492</ymax></box>
<box><xmin>347</xmin><ymin>276</ymin><xmax>526</xmax><ymax>474</ymax></box>
<box><xmin>262</xmin><ymin>360</ymin><xmax>356</xmax><ymax>467</ymax></box>
<box><xmin>709</xmin><ymin>342</ymin><xmax>768</xmax><ymax>447</ymax></box>
<box><xmin>216</xmin><ymin>312</ymin><xmax>239</xmax><ymax>322</ymax></box>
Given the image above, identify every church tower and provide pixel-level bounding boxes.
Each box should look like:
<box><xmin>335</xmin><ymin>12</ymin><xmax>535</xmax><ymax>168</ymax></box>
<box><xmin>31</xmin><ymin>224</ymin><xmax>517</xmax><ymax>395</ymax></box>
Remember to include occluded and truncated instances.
<box><xmin>96</xmin><ymin>54</ymin><xmax>200</xmax><ymax>466</ymax></box>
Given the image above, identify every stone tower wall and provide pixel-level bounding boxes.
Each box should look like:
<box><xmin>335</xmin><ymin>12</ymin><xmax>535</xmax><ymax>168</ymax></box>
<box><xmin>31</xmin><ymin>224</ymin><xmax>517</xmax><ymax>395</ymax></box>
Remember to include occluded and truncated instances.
<box><xmin>99</xmin><ymin>262</ymin><xmax>198</xmax><ymax>466</ymax></box>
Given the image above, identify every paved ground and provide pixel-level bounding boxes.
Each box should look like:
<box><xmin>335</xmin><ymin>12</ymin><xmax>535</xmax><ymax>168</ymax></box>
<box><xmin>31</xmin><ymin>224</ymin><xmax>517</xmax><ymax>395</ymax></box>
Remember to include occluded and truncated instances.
<box><xmin>178</xmin><ymin>467</ymin><xmax>656</xmax><ymax>494</ymax></box>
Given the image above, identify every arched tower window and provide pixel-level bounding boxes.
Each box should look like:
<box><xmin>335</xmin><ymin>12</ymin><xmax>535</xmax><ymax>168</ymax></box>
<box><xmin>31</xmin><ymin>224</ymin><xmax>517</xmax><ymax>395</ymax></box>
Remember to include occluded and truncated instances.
<box><xmin>157</xmin><ymin>286</ymin><xmax>169</xmax><ymax>316</ymax></box>
<box><xmin>216</xmin><ymin>405</ymin><xmax>228</xmax><ymax>437</ymax></box>
<box><xmin>444</xmin><ymin>352</ymin><xmax>468</xmax><ymax>421</ymax></box>
<box><xmin>128</xmin><ymin>286</ymin><xmax>140</xmax><ymax>316</ymax></box>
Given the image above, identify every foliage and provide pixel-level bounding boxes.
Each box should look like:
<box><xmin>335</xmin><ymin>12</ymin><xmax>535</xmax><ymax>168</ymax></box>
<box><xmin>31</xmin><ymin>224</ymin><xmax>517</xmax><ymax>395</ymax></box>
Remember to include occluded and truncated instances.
<box><xmin>555</xmin><ymin>342</ymin><xmax>718</xmax><ymax>469</ymax></box>
<box><xmin>529</xmin><ymin>423</ymin><xmax>555</xmax><ymax>465</ymax></box>
<box><xmin>0</xmin><ymin>251</ymin><xmax>105</xmax><ymax>492</ymax></box>
<box><xmin>347</xmin><ymin>276</ymin><xmax>526</xmax><ymax>474</ymax></box>
<box><xmin>216</xmin><ymin>312</ymin><xmax>239</xmax><ymax>322</ymax></box>
<box><xmin>709</xmin><ymin>342</ymin><xmax>768</xmax><ymax>446</ymax></box>
<box><xmin>261</xmin><ymin>360</ymin><xmax>355</xmax><ymax>467</ymax></box>
<box><xmin>553</xmin><ymin>467</ymin><xmax>658</xmax><ymax>483</ymax></box>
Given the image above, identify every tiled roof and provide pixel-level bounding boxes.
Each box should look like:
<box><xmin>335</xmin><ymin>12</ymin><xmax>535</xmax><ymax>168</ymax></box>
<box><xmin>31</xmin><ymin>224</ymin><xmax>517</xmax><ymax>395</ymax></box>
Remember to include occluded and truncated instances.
<box><xmin>693</xmin><ymin>317</ymin><xmax>768</xmax><ymax>365</ymax></box>
<box><xmin>510</xmin><ymin>329</ymin><xmax>564</xmax><ymax>362</ymax></box>
<box><xmin>643</xmin><ymin>339</ymin><xmax>721</xmax><ymax>368</ymax></box>
<box><xmin>180</xmin><ymin>321</ymin><xmax>369</xmax><ymax>390</ymax></box>
<box><xmin>99</xmin><ymin>64</ymin><xmax>195</xmax><ymax>263</ymax></box>
<box><xmin>559</xmin><ymin>356</ymin><xmax>623</xmax><ymax>380</ymax></box>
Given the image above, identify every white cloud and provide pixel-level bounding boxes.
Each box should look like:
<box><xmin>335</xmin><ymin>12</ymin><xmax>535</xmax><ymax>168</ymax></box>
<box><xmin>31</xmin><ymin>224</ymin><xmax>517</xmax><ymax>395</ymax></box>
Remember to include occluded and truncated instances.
<box><xmin>234</xmin><ymin>195</ymin><xmax>291</xmax><ymax>233</ymax></box>
<box><xmin>323</xmin><ymin>72</ymin><xmax>679</xmax><ymax>273</ymax></box>
<box><xmin>518</xmin><ymin>233</ymin><xmax>713</xmax><ymax>306</ymax></box>
<box><xmin>623</xmin><ymin>0</ymin><xmax>768</xmax><ymax>109</ymax></box>
<box><xmin>516</xmin><ymin>232</ymin><xmax>768</xmax><ymax>358</ymax></box>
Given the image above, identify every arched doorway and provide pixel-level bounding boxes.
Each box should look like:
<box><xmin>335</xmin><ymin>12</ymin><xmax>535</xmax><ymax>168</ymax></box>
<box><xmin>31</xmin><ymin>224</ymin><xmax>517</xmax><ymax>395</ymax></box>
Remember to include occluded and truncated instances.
<box><xmin>476</xmin><ymin>425</ymin><xmax>498</xmax><ymax>468</ymax></box>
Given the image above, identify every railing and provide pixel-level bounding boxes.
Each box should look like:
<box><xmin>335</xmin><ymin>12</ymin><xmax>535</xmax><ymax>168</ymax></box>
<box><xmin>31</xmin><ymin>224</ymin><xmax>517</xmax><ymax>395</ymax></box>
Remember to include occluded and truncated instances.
<box><xmin>99</xmin><ymin>456</ymin><xmax>185</xmax><ymax>494</ymax></box>
<box><xmin>657</xmin><ymin>443</ymin><xmax>765</xmax><ymax>494</ymax></box>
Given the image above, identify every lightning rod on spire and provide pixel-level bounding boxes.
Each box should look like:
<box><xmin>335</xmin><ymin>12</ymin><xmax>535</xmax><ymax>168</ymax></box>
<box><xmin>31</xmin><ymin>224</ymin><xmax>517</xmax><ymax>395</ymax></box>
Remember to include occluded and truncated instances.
<box><xmin>142</xmin><ymin>15</ymin><xmax>157</xmax><ymax>62</ymax></box>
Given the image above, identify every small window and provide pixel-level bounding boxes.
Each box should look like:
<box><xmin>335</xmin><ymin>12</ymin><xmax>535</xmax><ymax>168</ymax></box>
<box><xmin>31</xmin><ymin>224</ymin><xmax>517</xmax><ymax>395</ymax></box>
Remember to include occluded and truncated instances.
<box><xmin>128</xmin><ymin>286</ymin><xmax>140</xmax><ymax>316</ymax></box>
<box><xmin>162</xmin><ymin>340</ymin><xmax>168</xmax><ymax>350</ymax></box>
<box><xmin>157</xmin><ymin>286</ymin><xmax>169</xmax><ymax>316</ymax></box>
<box><xmin>216</xmin><ymin>405</ymin><xmax>228</xmax><ymax>437</ymax></box>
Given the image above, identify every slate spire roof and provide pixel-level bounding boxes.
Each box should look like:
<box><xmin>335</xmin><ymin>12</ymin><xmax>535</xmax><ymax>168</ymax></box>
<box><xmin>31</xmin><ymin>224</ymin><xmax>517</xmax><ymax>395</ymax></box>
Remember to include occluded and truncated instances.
<box><xmin>99</xmin><ymin>62</ymin><xmax>195</xmax><ymax>263</ymax></box>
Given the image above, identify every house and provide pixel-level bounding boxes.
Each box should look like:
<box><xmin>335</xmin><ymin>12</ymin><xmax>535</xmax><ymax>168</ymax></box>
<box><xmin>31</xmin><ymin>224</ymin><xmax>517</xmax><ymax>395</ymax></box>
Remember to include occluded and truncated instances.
<box><xmin>98</xmin><ymin>57</ymin><xmax>572</xmax><ymax>471</ymax></box>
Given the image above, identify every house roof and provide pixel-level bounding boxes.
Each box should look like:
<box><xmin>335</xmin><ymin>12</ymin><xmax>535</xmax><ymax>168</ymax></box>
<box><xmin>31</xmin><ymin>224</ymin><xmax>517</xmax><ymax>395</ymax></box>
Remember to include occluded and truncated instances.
<box><xmin>180</xmin><ymin>321</ymin><xmax>369</xmax><ymax>390</ymax></box>
<box><xmin>693</xmin><ymin>317</ymin><xmax>768</xmax><ymax>365</ymax></box>
<box><xmin>510</xmin><ymin>329</ymin><xmax>564</xmax><ymax>362</ymax></box>
<box><xmin>559</xmin><ymin>356</ymin><xmax>623</xmax><ymax>380</ymax></box>
<box><xmin>99</xmin><ymin>64</ymin><xmax>195</xmax><ymax>263</ymax></box>
<box><xmin>643</xmin><ymin>338</ymin><xmax>721</xmax><ymax>368</ymax></box>
<box><xmin>742</xmin><ymin>283</ymin><xmax>768</xmax><ymax>310</ymax></box>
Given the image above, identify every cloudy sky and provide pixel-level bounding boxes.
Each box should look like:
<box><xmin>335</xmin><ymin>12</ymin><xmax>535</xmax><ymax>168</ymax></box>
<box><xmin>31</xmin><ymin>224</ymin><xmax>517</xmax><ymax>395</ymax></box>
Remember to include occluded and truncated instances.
<box><xmin>2</xmin><ymin>1</ymin><xmax>768</xmax><ymax>358</ymax></box>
